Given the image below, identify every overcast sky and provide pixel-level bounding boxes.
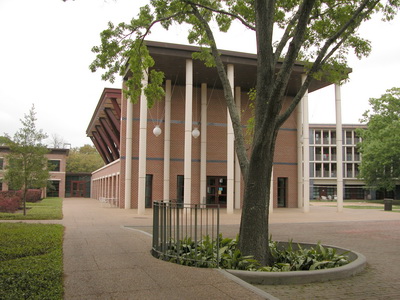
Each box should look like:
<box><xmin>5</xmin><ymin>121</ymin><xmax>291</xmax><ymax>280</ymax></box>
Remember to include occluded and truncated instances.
<box><xmin>1</xmin><ymin>0</ymin><xmax>399</xmax><ymax>148</ymax></box>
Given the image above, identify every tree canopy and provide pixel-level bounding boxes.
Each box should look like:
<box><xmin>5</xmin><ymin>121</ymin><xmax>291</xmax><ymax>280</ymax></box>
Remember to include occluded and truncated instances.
<box><xmin>66</xmin><ymin>144</ymin><xmax>105</xmax><ymax>173</ymax></box>
<box><xmin>3</xmin><ymin>105</ymin><xmax>50</xmax><ymax>215</ymax></box>
<box><xmin>357</xmin><ymin>87</ymin><xmax>400</xmax><ymax>193</ymax></box>
<box><xmin>90</xmin><ymin>0</ymin><xmax>399</xmax><ymax>265</ymax></box>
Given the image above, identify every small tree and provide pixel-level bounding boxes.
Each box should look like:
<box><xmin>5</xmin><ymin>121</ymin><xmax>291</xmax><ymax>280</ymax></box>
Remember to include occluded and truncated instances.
<box><xmin>4</xmin><ymin>105</ymin><xmax>50</xmax><ymax>215</ymax></box>
<box><xmin>357</xmin><ymin>87</ymin><xmax>400</xmax><ymax>197</ymax></box>
<box><xmin>66</xmin><ymin>144</ymin><xmax>105</xmax><ymax>173</ymax></box>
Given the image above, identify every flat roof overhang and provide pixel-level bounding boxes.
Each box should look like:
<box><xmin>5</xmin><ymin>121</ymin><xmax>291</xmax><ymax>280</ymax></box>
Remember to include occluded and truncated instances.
<box><xmin>123</xmin><ymin>40</ymin><xmax>349</xmax><ymax>95</ymax></box>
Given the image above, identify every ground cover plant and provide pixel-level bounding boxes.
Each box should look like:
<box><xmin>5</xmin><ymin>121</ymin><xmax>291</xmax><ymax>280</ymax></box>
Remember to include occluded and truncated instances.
<box><xmin>0</xmin><ymin>223</ymin><xmax>64</xmax><ymax>300</ymax></box>
<box><xmin>0</xmin><ymin>197</ymin><xmax>62</xmax><ymax>220</ymax></box>
<box><xmin>159</xmin><ymin>235</ymin><xmax>350</xmax><ymax>272</ymax></box>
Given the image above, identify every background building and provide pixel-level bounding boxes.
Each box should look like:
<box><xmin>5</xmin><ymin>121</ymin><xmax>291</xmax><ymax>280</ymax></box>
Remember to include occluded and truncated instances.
<box><xmin>87</xmin><ymin>41</ymin><xmax>343</xmax><ymax>212</ymax></box>
<box><xmin>0</xmin><ymin>146</ymin><xmax>69</xmax><ymax>198</ymax></box>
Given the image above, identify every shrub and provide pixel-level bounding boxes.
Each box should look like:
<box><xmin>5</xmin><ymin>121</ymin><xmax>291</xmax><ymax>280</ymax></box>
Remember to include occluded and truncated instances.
<box><xmin>0</xmin><ymin>191</ymin><xmax>23</xmax><ymax>207</ymax></box>
<box><xmin>0</xmin><ymin>196</ymin><xmax>19</xmax><ymax>213</ymax></box>
<box><xmin>25</xmin><ymin>189</ymin><xmax>42</xmax><ymax>203</ymax></box>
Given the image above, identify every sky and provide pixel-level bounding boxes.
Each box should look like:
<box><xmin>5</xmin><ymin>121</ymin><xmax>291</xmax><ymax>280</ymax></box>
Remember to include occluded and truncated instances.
<box><xmin>1</xmin><ymin>0</ymin><xmax>399</xmax><ymax>148</ymax></box>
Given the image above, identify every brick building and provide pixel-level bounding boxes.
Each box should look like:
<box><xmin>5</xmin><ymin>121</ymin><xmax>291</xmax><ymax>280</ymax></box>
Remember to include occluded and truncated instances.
<box><xmin>0</xmin><ymin>146</ymin><xmax>69</xmax><ymax>198</ymax></box>
<box><xmin>88</xmin><ymin>41</ymin><xmax>345</xmax><ymax>212</ymax></box>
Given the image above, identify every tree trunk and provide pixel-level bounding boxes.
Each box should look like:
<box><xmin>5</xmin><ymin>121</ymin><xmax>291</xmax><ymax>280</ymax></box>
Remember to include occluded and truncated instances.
<box><xmin>238</xmin><ymin>124</ymin><xmax>278</xmax><ymax>266</ymax></box>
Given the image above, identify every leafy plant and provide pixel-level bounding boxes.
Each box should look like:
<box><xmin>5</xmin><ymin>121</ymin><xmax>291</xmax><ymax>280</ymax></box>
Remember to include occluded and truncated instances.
<box><xmin>158</xmin><ymin>235</ymin><xmax>350</xmax><ymax>272</ymax></box>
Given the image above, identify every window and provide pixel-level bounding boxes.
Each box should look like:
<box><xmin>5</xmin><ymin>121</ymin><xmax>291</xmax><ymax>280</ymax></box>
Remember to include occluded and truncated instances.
<box><xmin>315</xmin><ymin>130</ymin><xmax>321</xmax><ymax>144</ymax></box>
<box><xmin>323</xmin><ymin>163</ymin><xmax>329</xmax><ymax>177</ymax></box>
<box><xmin>48</xmin><ymin>160</ymin><xmax>60</xmax><ymax>172</ymax></box>
<box><xmin>277</xmin><ymin>177</ymin><xmax>288</xmax><ymax>207</ymax></box>
<box><xmin>145</xmin><ymin>174</ymin><xmax>153</xmax><ymax>208</ymax></box>
<box><xmin>323</xmin><ymin>131</ymin><xmax>329</xmax><ymax>144</ymax></box>
<box><xmin>331</xmin><ymin>163</ymin><xmax>337</xmax><ymax>177</ymax></box>
<box><xmin>0</xmin><ymin>157</ymin><xmax>4</xmax><ymax>170</ymax></box>
<box><xmin>47</xmin><ymin>180</ymin><xmax>60</xmax><ymax>197</ymax></box>
<box><xmin>323</xmin><ymin>147</ymin><xmax>329</xmax><ymax>161</ymax></box>
<box><xmin>177</xmin><ymin>175</ymin><xmax>184</xmax><ymax>204</ymax></box>
<box><xmin>346</xmin><ymin>147</ymin><xmax>353</xmax><ymax>161</ymax></box>
<box><xmin>330</xmin><ymin>131</ymin><xmax>336</xmax><ymax>144</ymax></box>
<box><xmin>345</xmin><ymin>131</ymin><xmax>353</xmax><ymax>145</ymax></box>
<box><xmin>331</xmin><ymin>147</ymin><xmax>337</xmax><ymax>161</ymax></box>
<box><xmin>315</xmin><ymin>147</ymin><xmax>322</xmax><ymax>161</ymax></box>
<box><xmin>315</xmin><ymin>163</ymin><xmax>322</xmax><ymax>177</ymax></box>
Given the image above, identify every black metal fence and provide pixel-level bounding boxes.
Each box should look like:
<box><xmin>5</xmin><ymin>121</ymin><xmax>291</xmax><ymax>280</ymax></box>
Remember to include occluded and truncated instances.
<box><xmin>152</xmin><ymin>200</ymin><xmax>220</xmax><ymax>267</ymax></box>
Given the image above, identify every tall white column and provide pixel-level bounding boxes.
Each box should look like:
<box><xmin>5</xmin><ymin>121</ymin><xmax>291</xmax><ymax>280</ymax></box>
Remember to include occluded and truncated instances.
<box><xmin>163</xmin><ymin>80</ymin><xmax>172</xmax><ymax>200</ymax></box>
<box><xmin>335</xmin><ymin>84</ymin><xmax>344</xmax><ymax>212</ymax></box>
<box><xmin>200</xmin><ymin>83</ymin><xmax>207</xmax><ymax>204</ymax></box>
<box><xmin>124</xmin><ymin>92</ymin><xmax>133</xmax><ymax>209</ymax></box>
<box><xmin>138</xmin><ymin>70</ymin><xmax>148</xmax><ymax>214</ymax></box>
<box><xmin>234</xmin><ymin>86</ymin><xmax>241</xmax><ymax>209</ymax></box>
<box><xmin>269</xmin><ymin>166</ymin><xmax>274</xmax><ymax>213</ymax></box>
<box><xmin>184</xmin><ymin>59</ymin><xmax>193</xmax><ymax>206</ymax></box>
<box><xmin>297</xmin><ymin>93</ymin><xmax>304</xmax><ymax>208</ymax></box>
<box><xmin>302</xmin><ymin>74</ymin><xmax>310</xmax><ymax>213</ymax></box>
<box><xmin>227</xmin><ymin>64</ymin><xmax>235</xmax><ymax>214</ymax></box>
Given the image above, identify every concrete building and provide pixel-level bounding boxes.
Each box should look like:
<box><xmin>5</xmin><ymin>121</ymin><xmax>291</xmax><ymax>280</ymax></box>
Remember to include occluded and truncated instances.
<box><xmin>87</xmin><ymin>41</ymin><xmax>346</xmax><ymax>212</ymax></box>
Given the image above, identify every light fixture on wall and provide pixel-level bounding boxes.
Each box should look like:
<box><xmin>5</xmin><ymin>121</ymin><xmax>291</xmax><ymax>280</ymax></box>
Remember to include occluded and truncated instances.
<box><xmin>192</xmin><ymin>127</ymin><xmax>200</xmax><ymax>139</ymax></box>
<box><xmin>153</xmin><ymin>125</ymin><xmax>162</xmax><ymax>137</ymax></box>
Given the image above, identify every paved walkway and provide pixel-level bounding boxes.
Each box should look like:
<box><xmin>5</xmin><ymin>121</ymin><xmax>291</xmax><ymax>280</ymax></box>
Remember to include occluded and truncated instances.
<box><xmin>61</xmin><ymin>198</ymin><xmax>400</xmax><ymax>299</ymax></box>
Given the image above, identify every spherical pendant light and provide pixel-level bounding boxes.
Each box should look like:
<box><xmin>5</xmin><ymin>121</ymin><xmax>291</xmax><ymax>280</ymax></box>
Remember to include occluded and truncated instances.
<box><xmin>153</xmin><ymin>125</ymin><xmax>162</xmax><ymax>137</ymax></box>
<box><xmin>192</xmin><ymin>127</ymin><xmax>200</xmax><ymax>139</ymax></box>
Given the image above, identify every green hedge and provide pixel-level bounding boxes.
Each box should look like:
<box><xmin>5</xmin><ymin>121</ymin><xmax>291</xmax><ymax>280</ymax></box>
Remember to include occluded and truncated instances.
<box><xmin>0</xmin><ymin>223</ymin><xmax>64</xmax><ymax>299</ymax></box>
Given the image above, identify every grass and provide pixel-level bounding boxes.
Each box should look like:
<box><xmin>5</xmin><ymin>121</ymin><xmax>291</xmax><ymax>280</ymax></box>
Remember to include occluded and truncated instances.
<box><xmin>0</xmin><ymin>223</ymin><xmax>64</xmax><ymax>300</ymax></box>
<box><xmin>0</xmin><ymin>197</ymin><xmax>63</xmax><ymax>220</ymax></box>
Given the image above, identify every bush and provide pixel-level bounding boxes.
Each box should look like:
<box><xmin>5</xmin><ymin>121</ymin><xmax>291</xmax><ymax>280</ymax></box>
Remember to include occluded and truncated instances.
<box><xmin>0</xmin><ymin>195</ymin><xmax>20</xmax><ymax>213</ymax></box>
<box><xmin>0</xmin><ymin>191</ymin><xmax>22</xmax><ymax>207</ymax></box>
<box><xmin>25</xmin><ymin>189</ymin><xmax>42</xmax><ymax>203</ymax></box>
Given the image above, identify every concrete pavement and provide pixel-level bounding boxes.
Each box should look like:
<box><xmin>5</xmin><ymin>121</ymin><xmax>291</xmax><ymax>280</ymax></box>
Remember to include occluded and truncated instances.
<box><xmin>62</xmin><ymin>198</ymin><xmax>400</xmax><ymax>299</ymax></box>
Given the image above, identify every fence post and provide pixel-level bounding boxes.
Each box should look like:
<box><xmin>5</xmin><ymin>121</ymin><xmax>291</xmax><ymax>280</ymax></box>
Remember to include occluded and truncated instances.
<box><xmin>152</xmin><ymin>202</ymin><xmax>159</xmax><ymax>253</ymax></box>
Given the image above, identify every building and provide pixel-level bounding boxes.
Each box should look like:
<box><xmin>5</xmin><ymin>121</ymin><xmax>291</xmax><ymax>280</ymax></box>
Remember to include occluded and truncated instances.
<box><xmin>309</xmin><ymin>124</ymin><xmax>365</xmax><ymax>200</ymax></box>
<box><xmin>88</xmin><ymin>41</ymin><xmax>348</xmax><ymax>212</ymax></box>
<box><xmin>0</xmin><ymin>146</ymin><xmax>69</xmax><ymax>198</ymax></box>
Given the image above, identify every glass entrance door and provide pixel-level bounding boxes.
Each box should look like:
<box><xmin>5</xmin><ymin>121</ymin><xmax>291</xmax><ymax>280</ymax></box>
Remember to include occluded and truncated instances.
<box><xmin>71</xmin><ymin>181</ymin><xmax>85</xmax><ymax>197</ymax></box>
<box><xmin>206</xmin><ymin>176</ymin><xmax>227</xmax><ymax>207</ymax></box>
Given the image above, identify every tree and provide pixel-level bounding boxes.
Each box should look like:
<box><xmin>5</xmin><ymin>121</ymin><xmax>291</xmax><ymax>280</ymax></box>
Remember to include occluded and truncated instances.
<box><xmin>3</xmin><ymin>105</ymin><xmax>50</xmax><ymax>215</ymax></box>
<box><xmin>357</xmin><ymin>87</ymin><xmax>400</xmax><ymax>196</ymax></box>
<box><xmin>66</xmin><ymin>144</ymin><xmax>104</xmax><ymax>173</ymax></box>
<box><xmin>89</xmin><ymin>0</ymin><xmax>399</xmax><ymax>265</ymax></box>
<box><xmin>48</xmin><ymin>133</ymin><xmax>67</xmax><ymax>149</ymax></box>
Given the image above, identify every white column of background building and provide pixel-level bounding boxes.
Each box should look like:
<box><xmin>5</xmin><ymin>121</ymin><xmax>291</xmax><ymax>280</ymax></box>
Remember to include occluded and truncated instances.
<box><xmin>302</xmin><ymin>74</ymin><xmax>310</xmax><ymax>213</ymax></box>
<box><xmin>335</xmin><ymin>84</ymin><xmax>344</xmax><ymax>212</ymax></box>
<box><xmin>138</xmin><ymin>70</ymin><xmax>148</xmax><ymax>214</ymax></box>
<box><xmin>125</xmin><ymin>87</ymin><xmax>133</xmax><ymax>209</ymax></box>
<box><xmin>200</xmin><ymin>83</ymin><xmax>207</xmax><ymax>204</ymax></box>
<box><xmin>163</xmin><ymin>80</ymin><xmax>172</xmax><ymax>200</ymax></box>
<box><xmin>184</xmin><ymin>59</ymin><xmax>193</xmax><ymax>206</ymax></box>
<box><xmin>227</xmin><ymin>64</ymin><xmax>235</xmax><ymax>214</ymax></box>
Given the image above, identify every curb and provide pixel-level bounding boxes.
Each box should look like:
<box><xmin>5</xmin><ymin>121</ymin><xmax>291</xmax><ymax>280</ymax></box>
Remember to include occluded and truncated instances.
<box><xmin>225</xmin><ymin>242</ymin><xmax>367</xmax><ymax>285</ymax></box>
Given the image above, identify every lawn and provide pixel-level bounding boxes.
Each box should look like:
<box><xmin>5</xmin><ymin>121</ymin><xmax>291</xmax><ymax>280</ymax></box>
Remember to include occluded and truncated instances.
<box><xmin>0</xmin><ymin>197</ymin><xmax>63</xmax><ymax>220</ymax></box>
<box><xmin>0</xmin><ymin>223</ymin><xmax>64</xmax><ymax>300</ymax></box>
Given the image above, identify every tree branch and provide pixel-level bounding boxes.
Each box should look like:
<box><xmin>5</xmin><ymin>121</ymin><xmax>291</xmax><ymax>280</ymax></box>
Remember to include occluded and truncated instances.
<box><xmin>190</xmin><ymin>3</ymin><xmax>250</xmax><ymax>178</ymax></box>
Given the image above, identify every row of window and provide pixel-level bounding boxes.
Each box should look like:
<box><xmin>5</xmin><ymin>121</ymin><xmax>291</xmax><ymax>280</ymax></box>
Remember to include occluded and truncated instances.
<box><xmin>311</xmin><ymin>129</ymin><xmax>361</xmax><ymax>145</ymax></box>
<box><xmin>310</xmin><ymin>162</ymin><xmax>359</xmax><ymax>178</ymax></box>
<box><xmin>310</xmin><ymin>146</ymin><xmax>361</xmax><ymax>162</ymax></box>
<box><xmin>0</xmin><ymin>158</ymin><xmax>61</xmax><ymax>172</ymax></box>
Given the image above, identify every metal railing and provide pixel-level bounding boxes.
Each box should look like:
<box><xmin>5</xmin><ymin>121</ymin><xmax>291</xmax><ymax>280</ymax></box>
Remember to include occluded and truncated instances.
<box><xmin>152</xmin><ymin>200</ymin><xmax>220</xmax><ymax>267</ymax></box>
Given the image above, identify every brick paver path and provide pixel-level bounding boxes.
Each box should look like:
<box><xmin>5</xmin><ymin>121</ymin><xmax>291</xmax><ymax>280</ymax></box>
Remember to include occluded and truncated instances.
<box><xmin>255</xmin><ymin>220</ymin><xmax>400</xmax><ymax>299</ymax></box>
